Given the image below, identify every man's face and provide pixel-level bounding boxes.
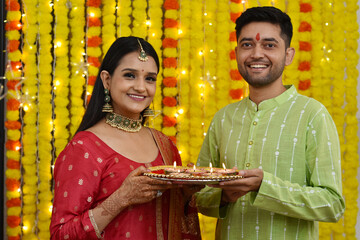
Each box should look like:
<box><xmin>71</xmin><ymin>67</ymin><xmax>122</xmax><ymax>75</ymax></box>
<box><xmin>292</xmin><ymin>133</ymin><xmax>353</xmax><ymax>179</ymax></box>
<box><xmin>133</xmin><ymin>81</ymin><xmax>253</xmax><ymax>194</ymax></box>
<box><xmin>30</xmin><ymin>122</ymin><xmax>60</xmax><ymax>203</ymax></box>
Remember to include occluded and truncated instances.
<box><xmin>235</xmin><ymin>22</ymin><xmax>294</xmax><ymax>88</ymax></box>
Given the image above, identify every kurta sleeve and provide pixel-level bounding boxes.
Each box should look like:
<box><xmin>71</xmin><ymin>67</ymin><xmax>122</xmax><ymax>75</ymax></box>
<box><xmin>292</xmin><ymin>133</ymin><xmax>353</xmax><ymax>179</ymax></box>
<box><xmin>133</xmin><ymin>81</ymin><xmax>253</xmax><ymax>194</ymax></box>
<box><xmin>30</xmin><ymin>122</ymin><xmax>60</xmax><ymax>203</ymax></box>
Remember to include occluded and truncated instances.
<box><xmin>50</xmin><ymin>139</ymin><xmax>104</xmax><ymax>239</ymax></box>
<box><xmin>195</xmin><ymin>117</ymin><xmax>225</xmax><ymax>218</ymax></box>
<box><xmin>250</xmin><ymin>108</ymin><xmax>345</xmax><ymax>222</ymax></box>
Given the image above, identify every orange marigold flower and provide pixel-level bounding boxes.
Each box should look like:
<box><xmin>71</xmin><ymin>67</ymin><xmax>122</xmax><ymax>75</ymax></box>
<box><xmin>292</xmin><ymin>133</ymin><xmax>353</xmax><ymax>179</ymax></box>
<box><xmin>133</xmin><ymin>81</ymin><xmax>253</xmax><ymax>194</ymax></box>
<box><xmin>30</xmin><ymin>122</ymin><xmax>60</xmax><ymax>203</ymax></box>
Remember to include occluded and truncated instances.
<box><xmin>299</xmin><ymin>21</ymin><xmax>312</xmax><ymax>32</ymax></box>
<box><xmin>299</xmin><ymin>41</ymin><xmax>312</xmax><ymax>51</ymax></box>
<box><xmin>5</xmin><ymin>21</ymin><xmax>22</xmax><ymax>31</ymax></box>
<box><xmin>87</xmin><ymin>36</ymin><xmax>102</xmax><ymax>47</ymax></box>
<box><xmin>88</xmin><ymin>56</ymin><xmax>101</xmax><ymax>67</ymax></box>
<box><xmin>7</xmin><ymin>216</ymin><xmax>21</xmax><ymax>228</ymax></box>
<box><xmin>230</xmin><ymin>12</ymin><xmax>241</xmax><ymax>23</ymax></box>
<box><xmin>9</xmin><ymin>237</ymin><xmax>21</xmax><ymax>240</ymax></box>
<box><xmin>164</xmin><ymin>19</ymin><xmax>178</xmax><ymax>28</ymax></box>
<box><xmin>163</xmin><ymin>58</ymin><xmax>177</xmax><ymax>68</ymax></box>
<box><xmin>6</xmin><ymin>198</ymin><xmax>21</xmax><ymax>208</ymax></box>
<box><xmin>162</xmin><ymin>38</ymin><xmax>178</xmax><ymax>48</ymax></box>
<box><xmin>229</xmin><ymin>50</ymin><xmax>236</xmax><ymax>60</ymax></box>
<box><xmin>300</xmin><ymin>3</ymin><xmax>312</xmax><ymax>12</ymax></box>
<box><xmin>6</xmin><ymin>179</ymin><xmax>20</xmax><ymax>191</ymax></box>
<box><xmin>298</xmin><ymin>61</ymin><xmax>311</xmax><ymax>71</ymax></box>
<box><xmin>163</xmin><ymin>97</ymin><xmax>177</xmax><ymax>107</ymax></box>
<box><xmin>88</xmin><ymin>76</ymin><xmax>97</xmax><ymax>86</ymax></box>
<box><xmin>7</xmin><ymin>40</ymin><xmax>20</xmax><ymax>52</ymax></box>
<box><xmin>6</xmin><ymin>159</ymin><xmax>20</xmax><ymax>169</ymax></box>
<box><xmin>6</xmin><ymin>0</ymin><xmax>20</xmax><ymax>11</ymax></box>
<box><xmin>230</xmin><ymin>69</ymin><xmax>242</xmax><ymax>80</ymax></box>
<box><xmin>229</xmin><ymin>31</ymin><xmax>237</xmax><ymax>41</ymax></box>
<box><xmin>88</xmin><ymin>17</ymin><xmax>101</xmax><ymax>27</ymax></box>
<box><xmin>6</xmin><ymin>80</ymin><xmax>20</xmax><ymax>90</ymax></box>
<box><xmin>6</xmin><ymin>140</ymin><xmax>21</xmax><ymax>151</ymax></box>
<box><xmin>164</xmin><ymin>0</ymin><xmax>179</xmax><ymax>10</ymax></box>
<box><xmin>86</xmin><ymin>0</ymin><xmax>101</xmax><ymax>7</ymax></box>
<box><xmin>6</xmin><ymin>99</ymin><xmax>20</xmax><ymax>110</ymax></box>
<box><xmin>298</xmin><ymin>79</ymin><xmax>311</xmax><ymax>90</ymax></box>
<box><xmin>169</xmin><ymin>136</ymin><xmax>177</xmax><ymax>144</ymax></box>
<box><xmin>87</xmin><ymin>95</ymin><xmax>92</xmax><ymax>105</ymax></box>
<box><xmin>10</xmin><ymin>61</ymin><xmax>22</xmax><ymax>71</ymax></box>
<box><xmin>230</xmin><ymin>0</ymin><xmax>242</xmax><ymax>3</ymax></box>
<box><xmin>5</xmin><ymin>120</ymin><xmax>21</xmax><ymax>130</ymax></box>
<box><xmin>88</xmin><ymin>76</ymin><xmax>96</xmax><ymax>86</ymax></box>
<box><xmin>229</xmin><ymin>89</ymin><xmax>243</xmax><ymax>100</ymax></box>
<box><xmin>163</xmin><ymin>77</ymin><xmax>177</xmax><ymax>87</ymax></box>
<box><xmin>163</xmin><ymin>116</ymin><xmax>177</xmax><ymax>127</ymax></box>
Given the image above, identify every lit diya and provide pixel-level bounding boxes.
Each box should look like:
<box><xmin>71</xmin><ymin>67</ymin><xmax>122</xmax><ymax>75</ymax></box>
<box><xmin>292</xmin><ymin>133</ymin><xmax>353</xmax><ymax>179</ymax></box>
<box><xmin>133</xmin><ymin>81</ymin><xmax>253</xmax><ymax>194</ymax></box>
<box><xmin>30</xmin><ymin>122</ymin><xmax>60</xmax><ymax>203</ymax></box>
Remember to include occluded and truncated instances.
<box><xmin>185</xmin><ymin>165</ymin><xmax>206</xmax><ymax>176</ymax></box>
<box><xmin>164</xmin><ymin>162</ymin><xmax>185</xmax><ymax>174</ymax></box>
<box><xmin>214</xmin><ymin>163</ymin><xmax>238</xmax><ymax>176</ymax></box>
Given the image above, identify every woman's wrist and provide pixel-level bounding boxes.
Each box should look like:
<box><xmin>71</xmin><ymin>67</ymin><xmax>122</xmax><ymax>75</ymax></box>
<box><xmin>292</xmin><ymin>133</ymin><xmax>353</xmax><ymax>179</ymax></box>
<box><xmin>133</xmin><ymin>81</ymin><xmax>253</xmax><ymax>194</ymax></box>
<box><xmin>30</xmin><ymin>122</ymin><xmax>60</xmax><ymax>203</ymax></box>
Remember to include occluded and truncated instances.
<box><xmin>100</xmin><ymin>188</ymin><xmax>129</xmax><ymax>217</ymax></box>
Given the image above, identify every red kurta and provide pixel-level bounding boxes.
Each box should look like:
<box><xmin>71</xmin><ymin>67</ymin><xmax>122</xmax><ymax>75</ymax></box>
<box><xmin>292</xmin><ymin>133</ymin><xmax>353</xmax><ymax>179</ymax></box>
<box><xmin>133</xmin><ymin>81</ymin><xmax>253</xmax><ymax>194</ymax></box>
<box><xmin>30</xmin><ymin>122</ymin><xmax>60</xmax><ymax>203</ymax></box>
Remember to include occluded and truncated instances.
<box><xmin>50</xmin><ymin>131</ymin><xmax>181</xmax><ymax>239</ymax></box>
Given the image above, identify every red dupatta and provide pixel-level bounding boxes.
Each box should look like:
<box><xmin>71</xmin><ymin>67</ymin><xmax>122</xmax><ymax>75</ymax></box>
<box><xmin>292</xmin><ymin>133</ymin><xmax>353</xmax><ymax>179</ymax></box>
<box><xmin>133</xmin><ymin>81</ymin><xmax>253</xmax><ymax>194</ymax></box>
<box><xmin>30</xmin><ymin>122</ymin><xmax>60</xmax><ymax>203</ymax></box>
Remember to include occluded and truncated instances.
<box><xmin>150</xmin><ymin>128</ymin><xmax>201</xmax><ymax>240</ymax></box>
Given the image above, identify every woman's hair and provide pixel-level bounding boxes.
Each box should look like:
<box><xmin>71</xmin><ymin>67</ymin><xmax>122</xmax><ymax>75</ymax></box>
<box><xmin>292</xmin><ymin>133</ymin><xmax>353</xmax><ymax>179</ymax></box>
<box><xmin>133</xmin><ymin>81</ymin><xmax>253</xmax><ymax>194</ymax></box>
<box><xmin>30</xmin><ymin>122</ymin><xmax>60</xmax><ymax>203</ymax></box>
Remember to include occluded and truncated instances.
<box><xmin>235</xmin><ymin>6</ymin><xmax>293</xmax><ymax>48</ymax></box>
<box><xmin>76</xmin><ymin>36</ymin><xmax>160</xmax><ymax>133</ymax></box>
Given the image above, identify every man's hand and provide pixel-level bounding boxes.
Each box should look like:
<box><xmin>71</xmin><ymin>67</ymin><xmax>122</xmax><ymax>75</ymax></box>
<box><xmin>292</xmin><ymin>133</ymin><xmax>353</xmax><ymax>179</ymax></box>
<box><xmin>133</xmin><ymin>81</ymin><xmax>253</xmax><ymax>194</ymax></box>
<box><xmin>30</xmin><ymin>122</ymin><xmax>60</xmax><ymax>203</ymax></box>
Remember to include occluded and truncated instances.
<box><xmin>211</xmin><ymin>168</ymin><xmax>263</xmax><ymax>203</ymax></box>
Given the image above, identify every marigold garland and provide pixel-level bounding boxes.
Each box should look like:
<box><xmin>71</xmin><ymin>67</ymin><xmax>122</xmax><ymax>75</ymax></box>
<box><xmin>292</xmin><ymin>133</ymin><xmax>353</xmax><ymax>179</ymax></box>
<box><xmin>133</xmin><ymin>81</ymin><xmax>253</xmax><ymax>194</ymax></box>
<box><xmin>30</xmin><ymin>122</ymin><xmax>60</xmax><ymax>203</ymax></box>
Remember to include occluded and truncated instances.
<box><xmin>162</xmin><ymin>0</ymin><xmax>179</xmax><ymax>144</ymax></box>
<box><xmin>229</xmin><ymin>0</ymin><xmax>246</xmax><ymax>102</ymax></box>
<box><xmin>86</xmin><ymin>0</ymin><xmax>102</xmax><ymax>102</ymax></box>
<box><xmin>69</xmin><ymin>0</ymin><xmax>86</xmax><ymax>136</ymax></box>
<box><xmin>177</xmin><ymin>0</ymin><xmax>192</xmax><ymax>164</ymax></box>
<box><xmin>36</xmin><ymin>0</ymin><xmax>54</xmax><ymax>239</ymax></box>
<box><xmin>117</xmin><ymin>0</ymin><xmax>132</xmax><ymax>37</ymax></box>
<box><xmin>342</xmin><ymin>0</ymin><xmax>359</xmax><ymax>239</ymax></box>
<box><xmin>146</xmin><ymin>0</ymin><xmax>164</xmax><ymax>130</ymax></box>
<box><xmin>132</xmin><ymin>0</ymin><xmax>147</xmax><ymax>38</ymax></box>
<box><xmin>5</xmin><ymin>0</ymin><xmax>22</xmax><ymax>239</ymax></box>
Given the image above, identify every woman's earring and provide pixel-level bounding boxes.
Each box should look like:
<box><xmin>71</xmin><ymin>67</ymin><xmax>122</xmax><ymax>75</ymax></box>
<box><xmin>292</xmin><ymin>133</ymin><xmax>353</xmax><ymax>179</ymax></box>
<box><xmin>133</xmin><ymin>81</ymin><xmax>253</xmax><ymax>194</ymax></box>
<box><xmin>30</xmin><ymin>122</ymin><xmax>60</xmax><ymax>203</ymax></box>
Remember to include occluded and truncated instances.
<box><xmin>143</xmin><ymin>107</ymin><xmax>155</xmax><ymax>117</ymax></box>
<box><xmin>102</xmin><ymin>89</ymin><xmax>113</xmax><ymax>112</ymax></box>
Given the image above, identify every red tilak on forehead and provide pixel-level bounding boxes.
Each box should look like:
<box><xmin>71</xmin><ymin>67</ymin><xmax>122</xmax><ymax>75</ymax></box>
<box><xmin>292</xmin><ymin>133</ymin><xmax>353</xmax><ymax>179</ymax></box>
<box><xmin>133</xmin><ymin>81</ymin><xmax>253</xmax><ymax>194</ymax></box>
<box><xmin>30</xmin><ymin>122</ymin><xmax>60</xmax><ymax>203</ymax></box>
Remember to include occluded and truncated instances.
<box><xmin>256</xmin><ymin>33</ymin><xmax>260</xmax><ymax>41</ymax></box>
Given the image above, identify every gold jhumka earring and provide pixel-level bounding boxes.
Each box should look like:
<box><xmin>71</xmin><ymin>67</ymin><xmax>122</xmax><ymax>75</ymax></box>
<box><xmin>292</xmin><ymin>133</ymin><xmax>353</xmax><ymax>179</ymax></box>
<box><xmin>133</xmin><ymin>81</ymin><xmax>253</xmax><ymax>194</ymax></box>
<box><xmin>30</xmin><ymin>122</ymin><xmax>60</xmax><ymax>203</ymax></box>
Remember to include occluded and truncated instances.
<box><xmin>102</xmin><ymin>89</ymin><xmax>113</xmax><ymax>113</ymax></box>
<box><xmin>143</xmin><ymin>107</ymin><xmax>155</xmax><ymax>117</ymax></box>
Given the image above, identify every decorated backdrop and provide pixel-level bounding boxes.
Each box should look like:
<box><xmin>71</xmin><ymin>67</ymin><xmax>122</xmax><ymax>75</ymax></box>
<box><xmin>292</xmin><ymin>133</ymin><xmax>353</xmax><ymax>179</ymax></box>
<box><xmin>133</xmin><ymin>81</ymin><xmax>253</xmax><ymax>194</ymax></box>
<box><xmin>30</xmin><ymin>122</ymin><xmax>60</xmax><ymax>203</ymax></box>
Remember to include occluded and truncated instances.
<box><xmin>3</xmin><ymin>0</ymin><xmax>359</xmax><ymax>239</ymax></box>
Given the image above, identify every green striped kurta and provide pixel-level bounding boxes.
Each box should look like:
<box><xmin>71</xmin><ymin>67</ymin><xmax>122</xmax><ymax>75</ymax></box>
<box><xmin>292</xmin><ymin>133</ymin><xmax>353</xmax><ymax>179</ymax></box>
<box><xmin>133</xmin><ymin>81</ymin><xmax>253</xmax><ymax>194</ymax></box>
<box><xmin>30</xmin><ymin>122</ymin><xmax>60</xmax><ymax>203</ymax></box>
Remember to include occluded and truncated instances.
<box><xmin>196</xmin><ymin>85</ymin><xmax>345</xmax><ymax>240</ymax></box>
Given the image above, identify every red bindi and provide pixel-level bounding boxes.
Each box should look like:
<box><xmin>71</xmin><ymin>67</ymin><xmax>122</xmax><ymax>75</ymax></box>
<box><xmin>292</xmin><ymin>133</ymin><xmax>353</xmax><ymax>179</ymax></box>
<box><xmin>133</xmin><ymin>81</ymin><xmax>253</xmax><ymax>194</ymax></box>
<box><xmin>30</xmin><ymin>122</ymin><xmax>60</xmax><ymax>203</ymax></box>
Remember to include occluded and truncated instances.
<box><xmin>256</xmin><ymin>33</ymin><xmax>260</xmax><ymax>41</ymax></box>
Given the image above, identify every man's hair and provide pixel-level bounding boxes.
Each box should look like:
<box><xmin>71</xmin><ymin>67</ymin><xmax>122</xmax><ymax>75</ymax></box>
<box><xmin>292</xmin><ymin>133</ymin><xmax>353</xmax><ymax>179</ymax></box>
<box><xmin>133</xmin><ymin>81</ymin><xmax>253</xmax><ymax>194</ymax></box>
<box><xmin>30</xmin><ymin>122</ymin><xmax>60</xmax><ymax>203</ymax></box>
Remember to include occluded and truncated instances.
<box><xmin>235</xmin><ymin>6</ymin><xmax>293</xmax><ymax>48</ymax></box>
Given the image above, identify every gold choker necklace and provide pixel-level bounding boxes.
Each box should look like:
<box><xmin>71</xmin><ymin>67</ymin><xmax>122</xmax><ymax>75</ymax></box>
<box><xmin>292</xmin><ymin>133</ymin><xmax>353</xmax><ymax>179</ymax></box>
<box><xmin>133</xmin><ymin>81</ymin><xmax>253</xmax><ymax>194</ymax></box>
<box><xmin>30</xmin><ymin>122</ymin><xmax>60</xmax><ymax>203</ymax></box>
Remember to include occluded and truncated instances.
<box><xmin>105</xmin><ymin>112</ymin><xmax>143</xmax><ymax>132</ymax></box>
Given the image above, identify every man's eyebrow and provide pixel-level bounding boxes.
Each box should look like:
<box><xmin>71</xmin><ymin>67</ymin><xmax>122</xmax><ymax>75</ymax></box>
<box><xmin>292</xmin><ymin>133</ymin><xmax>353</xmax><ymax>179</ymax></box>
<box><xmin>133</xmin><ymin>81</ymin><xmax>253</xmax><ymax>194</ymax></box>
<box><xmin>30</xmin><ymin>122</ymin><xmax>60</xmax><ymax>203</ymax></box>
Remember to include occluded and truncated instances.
<box><xmin>239</xmin><ymin>37</ymin><xmax>253</xmax><ymax>43</ymax></box>
<box><xmin>263</xmin><ymin>38</ymin><xmax>279</xmax><ymax>43</ymax></box>
<box><xmin>239</xmin><ymin>37</ymin><xmax>279</xmax><ymax>43</ymax></box>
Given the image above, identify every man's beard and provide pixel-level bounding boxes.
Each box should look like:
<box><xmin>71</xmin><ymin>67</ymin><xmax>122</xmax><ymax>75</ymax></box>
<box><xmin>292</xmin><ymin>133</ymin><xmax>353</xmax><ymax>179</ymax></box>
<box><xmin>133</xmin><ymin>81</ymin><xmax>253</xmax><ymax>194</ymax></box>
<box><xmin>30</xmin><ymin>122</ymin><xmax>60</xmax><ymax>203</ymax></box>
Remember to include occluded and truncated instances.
<box><xmin>239</xmin><ymin>60</ymin><xmax>285</xmax><ymax>87</ymax></box>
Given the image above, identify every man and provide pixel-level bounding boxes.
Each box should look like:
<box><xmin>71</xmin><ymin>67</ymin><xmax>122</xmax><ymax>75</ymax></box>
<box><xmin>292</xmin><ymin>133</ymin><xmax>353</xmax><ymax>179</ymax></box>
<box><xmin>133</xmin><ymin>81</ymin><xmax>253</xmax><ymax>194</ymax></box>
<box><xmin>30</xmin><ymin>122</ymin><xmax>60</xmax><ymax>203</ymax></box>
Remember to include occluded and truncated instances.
<box><xmin>195</xmin><ymin>6</ymin><xmax>345</xmax><ymax>239</ymax></box>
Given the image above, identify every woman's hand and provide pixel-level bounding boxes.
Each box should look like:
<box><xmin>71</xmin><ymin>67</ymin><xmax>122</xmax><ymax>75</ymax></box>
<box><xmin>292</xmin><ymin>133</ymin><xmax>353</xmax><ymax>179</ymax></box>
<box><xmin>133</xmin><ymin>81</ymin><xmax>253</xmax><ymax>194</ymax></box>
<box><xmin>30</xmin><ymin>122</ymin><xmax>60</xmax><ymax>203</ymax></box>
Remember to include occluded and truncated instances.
<box><xmin>120</xmin><ymin>166</ymin><xmax>176</xmax><ymax>206</ymax></box>
<box><xmin>94</xmin><ymin>166</ymin><xmax>177</xmax><ymax>233</ymax></box>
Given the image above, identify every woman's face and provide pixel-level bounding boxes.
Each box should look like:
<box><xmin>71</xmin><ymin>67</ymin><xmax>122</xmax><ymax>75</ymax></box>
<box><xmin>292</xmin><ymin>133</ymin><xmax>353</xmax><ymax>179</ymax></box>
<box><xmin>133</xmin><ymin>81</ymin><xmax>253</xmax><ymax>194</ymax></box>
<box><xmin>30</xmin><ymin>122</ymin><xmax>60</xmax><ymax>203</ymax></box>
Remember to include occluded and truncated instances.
<box><xmin>101</xmin><ymin>51</ymin><xmax>158</xmax><ymax>119</ymax></box>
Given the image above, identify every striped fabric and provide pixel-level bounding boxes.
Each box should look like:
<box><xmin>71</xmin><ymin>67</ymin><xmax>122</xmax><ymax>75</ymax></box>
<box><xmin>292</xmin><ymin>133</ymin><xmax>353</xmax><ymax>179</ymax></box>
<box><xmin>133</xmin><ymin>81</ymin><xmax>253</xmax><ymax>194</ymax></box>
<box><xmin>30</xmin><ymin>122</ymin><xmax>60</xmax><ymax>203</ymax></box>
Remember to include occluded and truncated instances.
<box><xmin>196</xmin><ymin>85</ymin><xmax>345</xmax><ymax>240</ymax></box>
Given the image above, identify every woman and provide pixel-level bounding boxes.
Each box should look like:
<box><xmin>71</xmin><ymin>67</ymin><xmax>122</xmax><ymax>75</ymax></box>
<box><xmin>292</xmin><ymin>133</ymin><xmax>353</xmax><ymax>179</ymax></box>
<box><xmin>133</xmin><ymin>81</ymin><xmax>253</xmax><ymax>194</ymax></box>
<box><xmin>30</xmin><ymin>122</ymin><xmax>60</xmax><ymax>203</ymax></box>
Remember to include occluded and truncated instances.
<box><xmin>50</xmin><ymin>37</ymin><xmax>201</xmax><ymax>239</ymax></box>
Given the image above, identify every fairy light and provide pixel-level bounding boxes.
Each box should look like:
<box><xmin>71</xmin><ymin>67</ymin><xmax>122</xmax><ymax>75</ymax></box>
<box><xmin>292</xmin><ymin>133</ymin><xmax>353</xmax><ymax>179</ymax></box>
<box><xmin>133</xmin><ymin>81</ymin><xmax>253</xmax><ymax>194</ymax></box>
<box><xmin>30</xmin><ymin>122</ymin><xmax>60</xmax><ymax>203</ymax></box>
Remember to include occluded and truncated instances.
<box><xmin>89</xmin><ymin>12</ymin><xmax>95</xmax><ymax>17</ymax></box>
<box><xmin>181</xmin><ymin>70</ymin><xmax>186</xmax><ymax>75</ymax></box>
<box><xmin>145</xmin><ymin>20</ymin><xmax>151</xmax><ymax>26</ymax></box>
<box><xmin>178</xmin><ymin>29</ymin><xmax>183</xmax><ymax>35</ymax></box>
